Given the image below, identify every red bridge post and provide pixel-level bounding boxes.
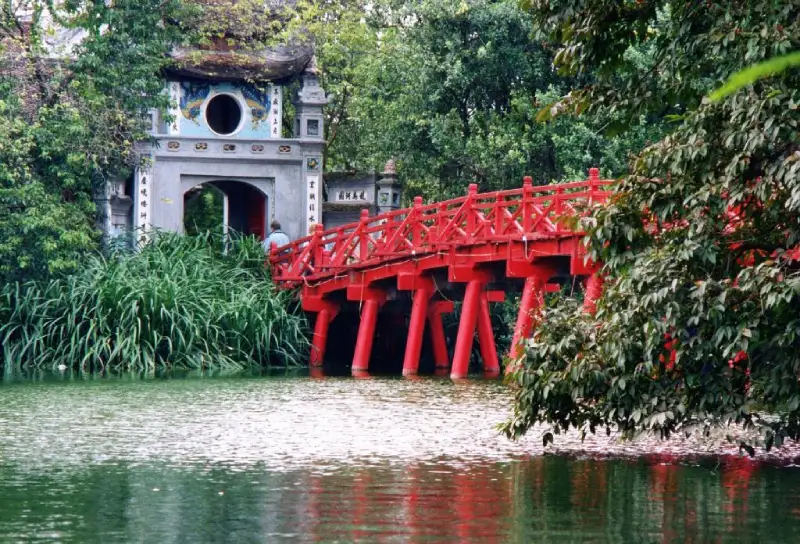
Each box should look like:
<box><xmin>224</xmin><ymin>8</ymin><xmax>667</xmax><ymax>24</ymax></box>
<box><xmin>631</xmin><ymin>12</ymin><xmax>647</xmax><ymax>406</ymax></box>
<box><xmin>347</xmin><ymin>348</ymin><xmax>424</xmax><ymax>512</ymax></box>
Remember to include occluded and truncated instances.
<box><xmin>401</xmin><ymin>276</ymin><xmax>434</xmax><ymax>376</ymax></box>
<box><xmin>428</xmin><ymin>301</ymin><xmax>453</xmax><ymax>370</ymax></box>
<box><xmin>309</xmin><ymin>304</ymin><xmax>338</xmax><ymax>367</ymax></box>
<box><xmin>509</xmin><ymin>276</ymin><xmax>544</xmax><ymax>360</ymax></box>
<box><xmin>452</xmin><ymin>278</ymin><xmax>483</xmax><ymax>379</ymax></box>
<box><xmin>583</xmin><ymin>272</ymin><xmax>605</xmax><ymax>314</ymax></box>
<box><xmin>352</xmin><ymin>299</ymin><xmax>381</xmax><ymax>373</ymax></box>
<box><xmin>477</xmin><ymin>293</ymin><xmax>500</xmax><ymax>376</ymax></box>
<box><xmin>302</xmin><ymin>294</ymin><xmax>341</xmax><ymax>368</ymax></box>
<box><xmin>507</xmin><ymin>263</ymin><xmax>555</xmax><ymax>372</ymax></box>
<box><xmin>571</xmin><ymin>255</ymin><xmax>604</xmax><ymax>315</ymax></box>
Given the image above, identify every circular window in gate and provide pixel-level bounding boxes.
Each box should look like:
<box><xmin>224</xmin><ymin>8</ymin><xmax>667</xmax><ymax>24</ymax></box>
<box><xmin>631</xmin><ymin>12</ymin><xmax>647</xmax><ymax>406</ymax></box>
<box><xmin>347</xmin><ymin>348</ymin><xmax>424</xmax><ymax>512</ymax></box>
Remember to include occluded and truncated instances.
<box><xmin>205</xmin><ymin>94</ymin><xmax>243</xmax><ymax>135</ymax></box>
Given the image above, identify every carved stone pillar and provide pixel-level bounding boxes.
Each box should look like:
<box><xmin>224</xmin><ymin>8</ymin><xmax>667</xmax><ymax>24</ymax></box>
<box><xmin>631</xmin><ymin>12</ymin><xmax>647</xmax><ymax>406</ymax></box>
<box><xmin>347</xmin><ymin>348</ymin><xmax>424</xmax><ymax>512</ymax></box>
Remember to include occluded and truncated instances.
<box><xmin>376</xmin><ymin>159</ymin><xmax>402</xmax><ymax>214</ymax></box>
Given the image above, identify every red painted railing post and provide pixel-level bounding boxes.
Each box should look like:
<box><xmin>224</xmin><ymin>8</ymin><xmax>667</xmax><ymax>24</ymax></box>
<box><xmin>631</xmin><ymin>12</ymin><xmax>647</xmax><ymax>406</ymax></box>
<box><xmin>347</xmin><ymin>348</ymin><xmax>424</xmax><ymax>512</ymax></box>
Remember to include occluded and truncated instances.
<box><xmin>313</xmin><ymin>224</ymin><xmax>324</xmax><ymax>273</ymax></box>
<box><xmin>322</xmin><ymin>249</ymin><xmax>331</xmax><ymax>275</ymax></box>
<box><xmin>269</xmin><ymin>241</ymin><xmax>278</xmax><ymax>276</ymax></box>
<box><xmin>589</xmin><ymin>167</ymin><xmax>599</xmax><ymax>205</ymax></box>
<box><xmin>333</xmin><ymin>226</ymin><xmax>344</xmax><ymax>259</ymax></box>
<box><xmin>522</xmin><ymin>176</ymin><xmax>533</xmax><ymax>234</ymax></box>
<box><xmin>494</xmin><ymin>193</ymin><xmax>505</xmax><ymax>237</ymax></box>
<box><xmin>411</xmin><ymin>196</ymin><xmax>423</xmax><ymax>250</ymax></box>
<box><xmin>466</xmin><ymin>184</ymin><xmax>478</xmax><ymax>238</ymax></box>
<box><xmin>553</xmin><ymin>186</ymin><xmax>564</xmax><ymax>234</ymax></box>
<box><xmin>555</xmin><ymin>187</ymin><xmax>564</xmax><ymax>216</ymax></box>
<box><xmin>359</xmin><ymin>209</ymin><xmax>370</xmax><ymax>262</ymax></box>
<box><xmin>435</xmin><ymin>202</ymin><xmax>448</xmax><ymax>243</ymax></box>
<box><xmin>381</xmin><ymin>215</ymin><xmax>394</xmax><ymax>252</ymax></box>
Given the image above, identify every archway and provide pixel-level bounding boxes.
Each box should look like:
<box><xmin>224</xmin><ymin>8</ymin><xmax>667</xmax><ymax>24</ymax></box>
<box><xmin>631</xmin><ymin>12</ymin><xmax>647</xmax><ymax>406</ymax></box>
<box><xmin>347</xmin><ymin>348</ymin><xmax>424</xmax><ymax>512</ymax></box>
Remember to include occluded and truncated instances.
<box><xmin>183</xmin><ymin>180</ymin><xmax>268</xmax><ymax>240</ymax></box>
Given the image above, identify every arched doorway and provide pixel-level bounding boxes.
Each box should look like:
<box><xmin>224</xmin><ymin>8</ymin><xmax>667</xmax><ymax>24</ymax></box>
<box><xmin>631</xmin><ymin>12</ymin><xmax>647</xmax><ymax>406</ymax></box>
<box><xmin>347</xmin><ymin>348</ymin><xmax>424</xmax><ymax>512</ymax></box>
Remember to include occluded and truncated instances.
<box><xmin>183</xmin><ymin>180</ymin><xmax>268</xmax><ymax>240</ymax></box>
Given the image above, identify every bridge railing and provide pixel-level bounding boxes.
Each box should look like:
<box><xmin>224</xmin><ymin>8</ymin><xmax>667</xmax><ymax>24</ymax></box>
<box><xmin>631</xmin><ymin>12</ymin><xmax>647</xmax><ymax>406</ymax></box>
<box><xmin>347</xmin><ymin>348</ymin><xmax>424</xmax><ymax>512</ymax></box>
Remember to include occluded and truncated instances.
<box><xmin>270</xmin><ymin>170</ymin><xmax>613</xmax><ymax>283</ymax></box>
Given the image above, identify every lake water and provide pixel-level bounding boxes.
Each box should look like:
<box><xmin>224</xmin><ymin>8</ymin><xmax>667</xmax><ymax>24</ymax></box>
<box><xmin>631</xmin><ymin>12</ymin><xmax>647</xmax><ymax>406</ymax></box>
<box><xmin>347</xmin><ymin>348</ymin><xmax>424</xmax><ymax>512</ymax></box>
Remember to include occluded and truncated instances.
<box><xmin>2</xmin><ymin>371</ymin><xmax>800</xmax><ymax>542</ymax></box>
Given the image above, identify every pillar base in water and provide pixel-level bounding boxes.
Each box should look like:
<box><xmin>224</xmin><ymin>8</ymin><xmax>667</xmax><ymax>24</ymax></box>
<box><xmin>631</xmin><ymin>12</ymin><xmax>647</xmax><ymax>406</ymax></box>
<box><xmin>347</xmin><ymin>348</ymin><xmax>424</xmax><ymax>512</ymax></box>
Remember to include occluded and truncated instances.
<box><xmin>451</xmin><ymin>279</ymin><xmax>484</xmax><ymax>379</ymax></box>
<box><xmin>351</xmin><ymin>298</ymin><xmax>381</xmax><ymax>372</ymax></box>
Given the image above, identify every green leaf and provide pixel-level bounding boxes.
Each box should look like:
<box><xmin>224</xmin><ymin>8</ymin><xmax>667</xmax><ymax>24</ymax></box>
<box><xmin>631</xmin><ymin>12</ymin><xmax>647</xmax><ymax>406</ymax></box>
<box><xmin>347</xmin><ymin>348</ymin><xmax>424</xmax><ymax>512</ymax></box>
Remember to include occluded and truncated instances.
<box><xmin>708</xmin><ymin>51</ymin><xmax>800</xmax><ymax>102</ymax></box>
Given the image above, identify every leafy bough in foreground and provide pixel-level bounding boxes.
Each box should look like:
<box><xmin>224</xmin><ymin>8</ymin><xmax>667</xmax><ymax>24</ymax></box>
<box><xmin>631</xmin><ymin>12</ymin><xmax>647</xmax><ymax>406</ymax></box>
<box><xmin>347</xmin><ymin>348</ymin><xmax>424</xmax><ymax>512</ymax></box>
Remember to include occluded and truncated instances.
<box><xmin>502</xmin><ymin>250</ymin><xmax>800</xmax><ymax>453</ymax></box>
<box><xmin>0</xmin><ymin>232</ymin><xmax>309</xmax><ymax>372</ymax></box>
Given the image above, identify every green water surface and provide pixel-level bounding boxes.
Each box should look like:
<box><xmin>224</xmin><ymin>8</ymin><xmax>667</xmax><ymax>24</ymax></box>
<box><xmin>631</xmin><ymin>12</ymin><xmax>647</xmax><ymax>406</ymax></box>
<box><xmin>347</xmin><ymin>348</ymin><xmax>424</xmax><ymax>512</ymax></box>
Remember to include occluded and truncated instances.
<box><xmin>1</xmin><ymin>371</ymin><xmax>799</xmax><ymax>542</ymax></box>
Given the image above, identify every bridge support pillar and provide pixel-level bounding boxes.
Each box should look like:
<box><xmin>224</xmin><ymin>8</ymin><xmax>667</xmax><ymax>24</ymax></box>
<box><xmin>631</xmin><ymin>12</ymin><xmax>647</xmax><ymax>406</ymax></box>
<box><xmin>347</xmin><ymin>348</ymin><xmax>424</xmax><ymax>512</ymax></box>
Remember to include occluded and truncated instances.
<box><xmin>452</xmin><ymin>279</ymin><xmax>484</xmax><ymax>379</ymax></box>
<box><xmin>507</xmin><ymin>275</ymin><xmax>547</xmax><ymax>373</ymax></box>
<box><xmin>348</xmin><ymin>285</ymin><xmax>386</xmax><ymax>374</ymax></box>
<box><xmin>583</xmin><ymin>271</ymin><xmax>605</xmax><ymax>314</ymax></box>
<box><xmin>428</xmin><ymin>301</ymin><xmax>453</xmax><ymax>370</ymax></box>
<box><xmin>309</xmin><ymin>305</ymin><xmax>339</xmax><ymax>367</ymax></box>
<box><xmin>477</xmin><ymin>293</ymin><xmax>500</xmax><ymax>376</ymax></box>
<box><xmin>402</xmin><ymin>285</ymin><xmax>434</xmax><ymax>376</ymax></box>
<box><xmin>352</xmin><ymin>299</ymin><xmax>381</xmax><ymax>373</ymax></box>
<box><xmin>302</xmin><ymin>295</ymin><xmax>340</xmax><ymax>368</ymax></box>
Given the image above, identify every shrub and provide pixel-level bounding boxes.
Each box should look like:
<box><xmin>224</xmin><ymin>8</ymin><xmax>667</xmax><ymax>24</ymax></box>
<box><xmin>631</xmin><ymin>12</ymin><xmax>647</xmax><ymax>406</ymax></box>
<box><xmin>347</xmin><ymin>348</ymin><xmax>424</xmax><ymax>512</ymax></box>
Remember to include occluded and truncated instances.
<box><xmin>0</xmin><ymin>231</ymin><xmax>308</xmax><ymax>372</ymax></box>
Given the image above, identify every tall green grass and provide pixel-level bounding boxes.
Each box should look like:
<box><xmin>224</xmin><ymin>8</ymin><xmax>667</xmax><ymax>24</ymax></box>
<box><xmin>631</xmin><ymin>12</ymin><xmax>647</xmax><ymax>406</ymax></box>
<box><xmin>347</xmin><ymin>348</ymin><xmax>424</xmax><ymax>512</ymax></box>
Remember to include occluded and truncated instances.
<box><xmin>0</xmin><ymin>231</ymin><xmax>308</xmax><ymax>373</ymax></box>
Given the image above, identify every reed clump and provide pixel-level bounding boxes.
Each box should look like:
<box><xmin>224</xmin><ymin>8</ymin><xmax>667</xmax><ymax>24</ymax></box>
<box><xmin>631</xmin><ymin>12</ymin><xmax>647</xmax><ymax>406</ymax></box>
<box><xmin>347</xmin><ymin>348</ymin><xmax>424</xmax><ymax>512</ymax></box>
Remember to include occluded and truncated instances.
<box><xmin>0</xmin><ymin>232</ymin><xmax>308</xmax><ymax>372</ymax></box>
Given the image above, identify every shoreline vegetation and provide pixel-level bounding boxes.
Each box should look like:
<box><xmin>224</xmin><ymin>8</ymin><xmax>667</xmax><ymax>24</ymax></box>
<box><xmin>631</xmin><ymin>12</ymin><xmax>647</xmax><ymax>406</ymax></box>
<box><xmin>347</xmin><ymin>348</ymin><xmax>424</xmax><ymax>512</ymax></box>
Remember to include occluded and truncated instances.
<box><xmin>0</xmin><ymin>232</ymin><xmax>308</xmax><ymax>373</ymax></box>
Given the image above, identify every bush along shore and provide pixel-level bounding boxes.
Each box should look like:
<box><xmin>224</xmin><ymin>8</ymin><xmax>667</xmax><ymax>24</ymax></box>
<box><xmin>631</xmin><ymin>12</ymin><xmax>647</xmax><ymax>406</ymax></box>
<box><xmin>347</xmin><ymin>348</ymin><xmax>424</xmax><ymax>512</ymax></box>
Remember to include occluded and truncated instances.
<box><xmin>0</xmin><ymin>232</ymin><xmax>309</xmax><ymax>373</ymax></box>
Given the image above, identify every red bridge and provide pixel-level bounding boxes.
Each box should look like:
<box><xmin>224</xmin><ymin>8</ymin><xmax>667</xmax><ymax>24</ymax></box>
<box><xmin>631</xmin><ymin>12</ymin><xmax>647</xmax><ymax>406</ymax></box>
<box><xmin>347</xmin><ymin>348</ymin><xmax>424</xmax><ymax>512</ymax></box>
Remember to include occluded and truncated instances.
<box><xmin>270</xmin><ymin>169</ymin><xmax>612</xmax><ymax>378</ymax></box>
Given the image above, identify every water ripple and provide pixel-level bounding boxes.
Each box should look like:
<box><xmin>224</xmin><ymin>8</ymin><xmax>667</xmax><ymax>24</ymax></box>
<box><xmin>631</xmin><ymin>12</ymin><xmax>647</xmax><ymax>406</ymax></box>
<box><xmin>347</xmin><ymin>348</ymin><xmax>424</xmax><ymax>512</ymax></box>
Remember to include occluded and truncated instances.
<box><xmin>3</xmin><ymin>374</ymin><xmax>800</xmax><ymax>542</ymax></box>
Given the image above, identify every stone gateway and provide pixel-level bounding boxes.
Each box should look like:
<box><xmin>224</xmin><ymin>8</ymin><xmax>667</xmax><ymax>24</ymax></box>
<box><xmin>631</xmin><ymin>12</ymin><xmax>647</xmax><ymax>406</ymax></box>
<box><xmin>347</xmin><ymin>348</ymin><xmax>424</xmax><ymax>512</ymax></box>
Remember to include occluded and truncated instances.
<box><xmin>127</xmin><ymin>51</ymin><xmax>326</xmax><ymax>243</ymax></box>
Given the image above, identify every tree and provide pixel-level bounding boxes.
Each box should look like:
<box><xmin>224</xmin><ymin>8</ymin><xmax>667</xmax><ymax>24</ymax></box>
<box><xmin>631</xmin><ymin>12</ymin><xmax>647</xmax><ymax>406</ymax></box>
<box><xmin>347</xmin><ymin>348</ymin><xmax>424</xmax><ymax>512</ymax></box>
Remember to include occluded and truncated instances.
<box><xmin>504</xmin><ymin>1</ymin><xmax>800</xmax><ymax>451</ymax></box>
<box><xmin>276</xmin><ymin>0</ymin><xmax>660</xmax><ymax>202</ymax></box>
<box><xmin>0</xmin><ymin>0</ymin><xmax>189</xmax><ymax>281</ymax></box>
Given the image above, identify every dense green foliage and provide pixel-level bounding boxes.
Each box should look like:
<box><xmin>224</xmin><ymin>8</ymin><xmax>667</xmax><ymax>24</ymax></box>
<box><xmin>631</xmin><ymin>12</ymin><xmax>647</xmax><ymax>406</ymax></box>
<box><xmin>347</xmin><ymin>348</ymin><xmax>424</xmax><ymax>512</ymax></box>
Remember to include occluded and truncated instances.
<box><xmin>0</xmin><ymin>233</ymin><xmax>308</xmax><ymax>373</ymax></box>
<box><xmin>0</xmin><ymin>97</ymin><xmax>96</xmax><ymax>281</ymax></box>
<box><xmin>278</xmin><ymin>0</ymin><xmax>661</xmax><ymax>202</ymax></box>
<box><xmin>0</xmin><ymin>0</ymin><xmax>190</xmax><ymax>282</ymax></box>
<box><xmin>504</xmin><ymin>1</ymin><xmax>800</xmax><ymax>450</ymax></box>
<box><xmin>184</xmin><ymin>186</ymin><xmax>225</xmax><ymax>236</ymax></box>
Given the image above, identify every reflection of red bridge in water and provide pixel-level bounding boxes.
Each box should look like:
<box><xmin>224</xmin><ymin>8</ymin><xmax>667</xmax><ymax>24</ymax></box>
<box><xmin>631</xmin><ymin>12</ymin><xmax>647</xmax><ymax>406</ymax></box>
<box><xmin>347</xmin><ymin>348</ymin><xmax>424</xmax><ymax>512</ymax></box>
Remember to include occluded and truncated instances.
<box><xmin>270</xmin><ymin>169</ymin><xmax>611</xmax><ymax>378</ymax></box>
<box><xmin>302</xmin><ymin>454</ymin><xmax>763</xmax><ymax>541</ymax></box>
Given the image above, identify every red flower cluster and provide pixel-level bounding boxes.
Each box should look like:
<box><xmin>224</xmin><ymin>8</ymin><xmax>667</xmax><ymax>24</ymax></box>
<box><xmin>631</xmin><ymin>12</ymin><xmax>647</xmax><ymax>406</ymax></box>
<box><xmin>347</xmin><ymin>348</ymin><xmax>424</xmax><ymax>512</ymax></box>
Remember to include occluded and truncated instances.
<box><xmin>728</xmin><ymin>350</ymin><xmax>747</xmax><ymax>368</ymax></box>
<box><xmin>660</xmin><ymin>332</ymin><xmax>677</xmax><ymax>370</ymax></box>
